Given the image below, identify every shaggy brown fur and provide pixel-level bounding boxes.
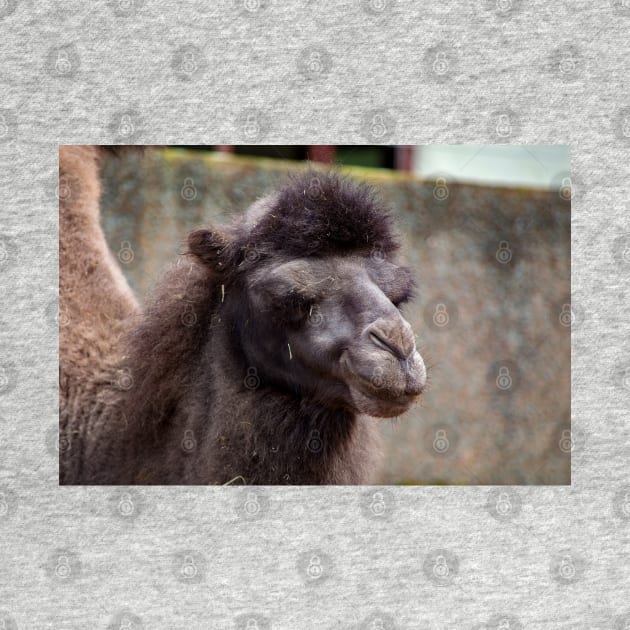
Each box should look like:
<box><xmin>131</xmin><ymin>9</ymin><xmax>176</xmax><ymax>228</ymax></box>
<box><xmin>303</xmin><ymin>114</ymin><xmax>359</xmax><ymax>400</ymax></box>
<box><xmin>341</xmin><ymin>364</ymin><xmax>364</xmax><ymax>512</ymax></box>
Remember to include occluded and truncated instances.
<box><xmin>59</xmin><ymin>148</ymin><xmax>425</xmax><ymax>484</ymax></box>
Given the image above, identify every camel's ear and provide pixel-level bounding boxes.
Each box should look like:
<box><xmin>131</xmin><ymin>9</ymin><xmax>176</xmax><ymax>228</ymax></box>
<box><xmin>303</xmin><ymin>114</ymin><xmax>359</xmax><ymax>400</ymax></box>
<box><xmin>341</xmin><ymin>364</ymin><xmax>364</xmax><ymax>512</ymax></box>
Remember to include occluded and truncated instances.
<box><xmin>187</xmin><ymin>228</ymin><xmax>232</xmax><ymax>271</ymax></box>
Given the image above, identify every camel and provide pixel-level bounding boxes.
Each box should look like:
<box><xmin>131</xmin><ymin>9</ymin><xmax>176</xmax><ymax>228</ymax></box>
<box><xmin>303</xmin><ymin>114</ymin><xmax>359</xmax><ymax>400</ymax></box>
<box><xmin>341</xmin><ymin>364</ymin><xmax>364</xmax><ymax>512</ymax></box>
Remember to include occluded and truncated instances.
<box><xmin>59</xmin><ymin>146</ymin><xmax>426</xmax><ymax>484</ymax></box>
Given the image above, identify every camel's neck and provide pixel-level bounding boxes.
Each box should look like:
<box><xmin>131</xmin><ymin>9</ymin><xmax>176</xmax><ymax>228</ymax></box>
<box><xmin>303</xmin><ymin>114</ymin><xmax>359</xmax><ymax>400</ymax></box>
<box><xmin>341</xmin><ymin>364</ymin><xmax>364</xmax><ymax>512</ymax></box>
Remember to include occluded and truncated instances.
<box><xmin>195</xmin><ymin>321</ymin><xmax>378</xmax><ymax>484</ymax></box>
<box><xmin>116</xmin><ymin>262</ymin><xmax>379</xmax><ymax>485</ymax></box>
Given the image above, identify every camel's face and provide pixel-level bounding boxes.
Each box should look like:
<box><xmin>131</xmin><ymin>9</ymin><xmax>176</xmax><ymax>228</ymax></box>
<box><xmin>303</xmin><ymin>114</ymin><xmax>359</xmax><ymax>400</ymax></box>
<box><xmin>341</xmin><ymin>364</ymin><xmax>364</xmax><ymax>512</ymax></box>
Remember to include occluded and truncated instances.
<box><xmin>244</xmin><ymin>255</ymin><xmax>426</xmax><ymax>418</ymax></box>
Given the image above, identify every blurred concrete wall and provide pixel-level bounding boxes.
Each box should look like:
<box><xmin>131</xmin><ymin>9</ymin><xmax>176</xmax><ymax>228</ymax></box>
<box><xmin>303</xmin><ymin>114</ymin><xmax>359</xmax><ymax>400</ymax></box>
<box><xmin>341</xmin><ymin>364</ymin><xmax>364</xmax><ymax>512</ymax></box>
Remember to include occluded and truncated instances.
<box><xmin>100</xmin><ymin>148</ymin><xmax>571</xmax><ymax>485</ymax></box>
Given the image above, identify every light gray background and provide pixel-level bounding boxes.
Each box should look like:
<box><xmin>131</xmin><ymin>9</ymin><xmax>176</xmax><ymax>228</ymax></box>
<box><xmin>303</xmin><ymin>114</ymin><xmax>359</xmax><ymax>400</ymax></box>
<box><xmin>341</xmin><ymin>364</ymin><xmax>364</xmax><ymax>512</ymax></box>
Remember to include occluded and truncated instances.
<box><xmin>0</xmin><ymin>1</ymin><xmax>629</xmax><ymax>628</ymax></box>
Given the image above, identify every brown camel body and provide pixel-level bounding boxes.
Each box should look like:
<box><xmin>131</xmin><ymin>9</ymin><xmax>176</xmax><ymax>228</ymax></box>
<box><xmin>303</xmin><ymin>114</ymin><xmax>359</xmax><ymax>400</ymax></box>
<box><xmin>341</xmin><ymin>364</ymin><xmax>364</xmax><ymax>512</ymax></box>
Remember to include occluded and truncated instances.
<box><xmin>59</xmin><ymin>146</ymin><xmax>426</xmax><ymax>484</ymax></box>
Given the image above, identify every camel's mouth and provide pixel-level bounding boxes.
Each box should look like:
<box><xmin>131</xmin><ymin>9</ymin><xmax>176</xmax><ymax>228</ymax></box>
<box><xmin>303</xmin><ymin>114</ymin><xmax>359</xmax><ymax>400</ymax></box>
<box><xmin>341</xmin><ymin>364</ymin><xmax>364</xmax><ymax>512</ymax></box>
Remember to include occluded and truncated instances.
<box><xmin>340</xmin><ymin>353</ymin><xmax>424</xmax><ymax>418</ymax></box>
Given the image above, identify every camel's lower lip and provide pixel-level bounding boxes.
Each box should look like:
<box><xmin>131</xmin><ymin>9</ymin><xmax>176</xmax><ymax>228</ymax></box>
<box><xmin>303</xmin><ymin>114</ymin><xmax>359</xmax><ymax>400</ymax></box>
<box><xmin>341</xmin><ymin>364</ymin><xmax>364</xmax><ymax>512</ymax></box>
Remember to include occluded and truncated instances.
<box><xmin>340</xmin><ymin>354</ymin><xmax>421</xmax><ymax>413</ymax></box>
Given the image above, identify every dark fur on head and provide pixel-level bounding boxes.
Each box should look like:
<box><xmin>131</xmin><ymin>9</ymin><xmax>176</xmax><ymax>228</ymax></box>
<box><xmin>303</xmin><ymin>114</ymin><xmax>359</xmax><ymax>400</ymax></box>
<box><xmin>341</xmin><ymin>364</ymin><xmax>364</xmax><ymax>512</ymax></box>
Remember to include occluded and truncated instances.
<box><xmin>188</xmin><ymin>170</ymin><xmax>400</xmax><ymax>277</ymax></box>
<box><xmin>248</xmin><ymin>170</ymin><xmax>399</xmax><ymax>256</ymax></box>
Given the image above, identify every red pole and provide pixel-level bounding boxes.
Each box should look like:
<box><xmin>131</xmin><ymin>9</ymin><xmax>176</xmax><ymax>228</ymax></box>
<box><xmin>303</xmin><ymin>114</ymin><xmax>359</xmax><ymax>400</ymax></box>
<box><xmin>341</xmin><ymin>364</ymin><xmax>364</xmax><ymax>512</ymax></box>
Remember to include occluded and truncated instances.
<box><xmin>308</xmin><ymin>145</ymin><xmax>336</xmax><ymax>163</ymax></box>
<box><xmin>395</xmin><ymin>146</ymin><xmax>414</xmax><ymax>172</ymax></box>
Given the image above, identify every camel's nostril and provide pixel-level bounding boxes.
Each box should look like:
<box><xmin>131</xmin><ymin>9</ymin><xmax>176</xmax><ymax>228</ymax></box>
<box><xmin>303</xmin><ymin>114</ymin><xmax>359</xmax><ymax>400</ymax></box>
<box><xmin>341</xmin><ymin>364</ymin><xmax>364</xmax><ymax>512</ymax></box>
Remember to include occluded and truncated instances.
<box><xmin>369</xmin><ymin>331</ymin><xmax>400</xmax><ymax>357</ymax></box>
<box><xmin>367</xmin><ymin>325</ymin><xmax>415</xmax><ymax>360</ymax></box>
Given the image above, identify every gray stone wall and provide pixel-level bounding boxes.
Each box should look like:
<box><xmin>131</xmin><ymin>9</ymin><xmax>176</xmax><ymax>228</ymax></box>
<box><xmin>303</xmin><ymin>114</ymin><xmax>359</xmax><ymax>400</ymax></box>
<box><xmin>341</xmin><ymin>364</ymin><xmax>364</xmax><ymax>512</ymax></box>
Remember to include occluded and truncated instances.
<box><xmin>101</xmin><ymin>148</ymin><xmax>570</xmax><ymax>484</ymax></box>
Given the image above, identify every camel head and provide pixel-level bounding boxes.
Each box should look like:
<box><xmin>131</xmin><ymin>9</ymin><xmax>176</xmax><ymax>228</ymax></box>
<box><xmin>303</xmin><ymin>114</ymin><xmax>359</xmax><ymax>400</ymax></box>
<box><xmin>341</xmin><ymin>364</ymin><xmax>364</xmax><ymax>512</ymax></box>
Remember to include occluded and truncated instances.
<box><xmin>188</xmin><ymin>171</ymin><xmax>426</xmax><ymax>418</ymax></box>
